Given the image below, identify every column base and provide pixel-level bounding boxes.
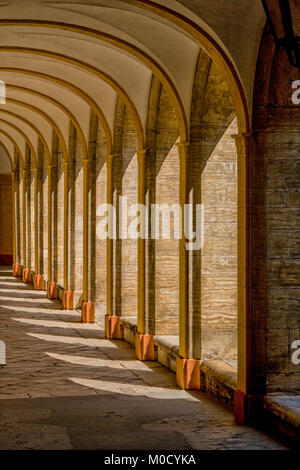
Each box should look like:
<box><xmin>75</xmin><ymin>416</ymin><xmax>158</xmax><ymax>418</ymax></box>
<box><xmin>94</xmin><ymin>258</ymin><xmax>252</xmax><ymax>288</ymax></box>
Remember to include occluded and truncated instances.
<box><xmin>81</xmin><ymin>302</ymin><xmax>95</xmax><ymax>323</ymax></box>
<box><xmin>135</xmin><ymin>333</ymin><xmax>155</xmax><ymax>361</ymax></box>
<box><xmin>62</xmin><ymin>290</ymin><xmax>74</xmax><ymax>310</ymax></box>
<box><xmin>33</xmin><ymin>274</ymin><xmax>44</xmax><ymax>290</ymax></box>
<box><xmin>13</xmin><ymin>263</ymin><xmax>22</xmax><ymax>277</ymax></box>
<box><xmin>47</xmin><ymin>281</ymin><xmax>58</xmax><ymax>299</ymax></box>
<box><xmin>22</xmin><ymin>268</ymin><xmax>31</xmax><ymax>284</ymax></box>
<box><xmin>234</xmin><ymin>390</ymin><xmax>265</xmax><ymax>425</ymax></box>
<box><xmin>176</xmin><ymin>357</ymin><xmax>201</xmax><ymax>390</ymax></box>
<box><xmin>105</xmin><ymin>315</ymin><xmax>121</xmax><ymax>339</ymax></box>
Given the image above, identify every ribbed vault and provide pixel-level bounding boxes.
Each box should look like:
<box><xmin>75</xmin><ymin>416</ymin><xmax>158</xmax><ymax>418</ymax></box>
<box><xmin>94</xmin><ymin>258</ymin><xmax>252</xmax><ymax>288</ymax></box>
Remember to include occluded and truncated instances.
<box><xmin>0</xmin><ymin>0</ymin><xmax>281</xmax><ymax>430</ymax></box>
<box><xmin>0</xmin><ymin>0</ymin><xmax>261</xmax><ymax>153</ymax></box>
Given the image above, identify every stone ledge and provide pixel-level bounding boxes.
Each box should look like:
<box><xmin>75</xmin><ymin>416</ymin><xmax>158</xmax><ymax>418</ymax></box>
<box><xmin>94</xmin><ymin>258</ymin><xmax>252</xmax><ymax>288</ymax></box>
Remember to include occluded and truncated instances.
<box><xmin>264</xmin><ymin>395</ymin><xmax>300</xmax><ymax>431</ymax></box>
<box><xmin>119</xmin><ymin>316</ymin><xmax>299</xmax><ymax>441</ymax></box>
<box><xmin>121</xmin><ymin>316</ymin><xmax>138</xmax><ymax>347</ymax></box>
<box><xmin>120</xmin><ymin>318</ymin><xmax>237</xmax><ymax>407</ymax></box>
<box><xmin>201</xmin><ymin>360</ymin><xmax>237</xmax><ymax>409</ymax></box>
<box><xmin>155</xmin><ymin>335</ymin><xmax>179</xmax><ymax>373</ymax></box>
<box><xmin>154</xmin><ymin>336</ymin><xmax>237</xmax><ymax>407</ymax></box>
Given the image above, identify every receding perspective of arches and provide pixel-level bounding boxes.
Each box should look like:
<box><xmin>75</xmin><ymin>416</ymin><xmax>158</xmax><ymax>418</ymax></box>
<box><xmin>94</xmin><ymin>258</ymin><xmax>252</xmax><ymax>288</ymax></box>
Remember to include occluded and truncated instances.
<box><xmin>0</xmin><ymin>0</ymin><xmax>298</xmax><ymax>451</ymax></box>
<box><xmin>0</xmin><ymin>142</ymin><xmax>13</xmax><ymax>265</ymax></box>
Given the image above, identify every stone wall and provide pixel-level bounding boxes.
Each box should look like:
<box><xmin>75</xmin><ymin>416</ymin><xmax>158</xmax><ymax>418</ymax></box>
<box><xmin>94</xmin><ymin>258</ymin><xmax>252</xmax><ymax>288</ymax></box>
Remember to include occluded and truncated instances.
<box><xmin>190</xmin><ymin>50</ymin><xmax>238</xmax><ymax>364</ymax></box>
<box><xmin>113</xmin><ymin>98</ymin><xmax>139</xmax><ymax>318</ymax></box>
<box><xmin>154</xmin><ymin>86</ymin><xmax>180</xmax><ymax>335</ymax></box>
<box><xmin>252</xmin><ymin>31</ymin><xmax>300</xmax><ymax>394</ymax></box>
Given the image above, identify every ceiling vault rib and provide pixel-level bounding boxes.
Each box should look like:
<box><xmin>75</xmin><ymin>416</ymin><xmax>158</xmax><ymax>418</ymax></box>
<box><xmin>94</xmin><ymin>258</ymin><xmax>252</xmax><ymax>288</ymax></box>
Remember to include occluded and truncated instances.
<box><xmin>0</xmin><ymin>109</ymin><xmax>51</xmax><ymax>164</ymax></box>
<box><xmin>0</xmin><ymin>19</ymin><xmax>188</xmax><ymax>141</ymax></box>
<box><xmin>0</xmin><ymin>118</ymin><xmax>38</xmax><ymax>168</ymax></box>
<box><xmin>6</xmin><ymin>84</ymin><xmax>88</xmax><ymax>160</ymax></box>
<box><xmin>0</xmin><ymin>138</ymin><xmax>13</xmax><ymax>172</ymax></box>
<box><xmin>5</xmin><ymin>97</ymin><xmax>69</xmax><ymax>164</ymax></box>
<box><xmin>0</xmin><ymin>67</ymin><xmax>113</xmax><ymax>155</ymax></box>
<box><xmin>0</xmin><ymin>128</ymin><xmax>24</xmax><ymax>169</ymax></box>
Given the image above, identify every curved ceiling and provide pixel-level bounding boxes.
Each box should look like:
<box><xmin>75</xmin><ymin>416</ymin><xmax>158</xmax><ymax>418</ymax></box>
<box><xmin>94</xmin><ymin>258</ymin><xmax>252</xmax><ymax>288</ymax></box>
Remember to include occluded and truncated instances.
<box><xmin>0</xmin><ymin>0</ymin><xmax>265</xmax><ymax>173</ymax></box>
<box><xmin>0</xmin><ymin>141</ymin><xmax>12</xmax><ymax>173</ymax></box>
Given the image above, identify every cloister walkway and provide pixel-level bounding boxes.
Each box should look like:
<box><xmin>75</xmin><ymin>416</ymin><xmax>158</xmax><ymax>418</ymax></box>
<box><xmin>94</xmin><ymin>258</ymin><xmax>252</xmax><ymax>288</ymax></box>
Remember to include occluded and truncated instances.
<box><xmin>0</xmin><ymin>267</ymin><xmax>289</xmax><ymax>450</ymax></box>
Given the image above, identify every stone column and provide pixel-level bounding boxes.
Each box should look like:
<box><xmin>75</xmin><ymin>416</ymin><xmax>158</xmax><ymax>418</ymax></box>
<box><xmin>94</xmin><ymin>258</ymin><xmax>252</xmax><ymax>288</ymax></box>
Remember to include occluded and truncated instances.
<box><xmin>33</xmin><ymin>167</ymin><xmax>43</xmax><ymax>290</ymax></box>
<box><xmin>14</xmin><ymin>162</ymin><xmax>22</xmax><ymax>276</ymax></box>
<box><xmin>233</xmin><ymin>131</ymin><xmax>265</xmax><ymax>425</ymax></box>
<box><xmin>12</xmin><ymin>170</ymin><xmax>22</xmax><ymax>277</ymax></box>
<box><xmin>105</xmin><ymin>153</ymin><xmax>121</xmax><ymax>338</ymax></box>
<box><xmin>135</xmin><ymin>149</ymin><xmax>155</xmax><ymax>360</ymax></box>
<box><xmin>46</xmin><ymin>164</ymin><xmax>57</xmax><ymax>299</ymax></box>
<box><xmin>21</xmin><ymin>169</ymin><xmax>27</xmax><ymax>277</ymax></box>
<box><xmin>81</xmin><ymin>158</ymin><xmax>94</xmax><ymax>322</ymax></box>
<box><xmin>62</xmin><ymin>161</ymin><xmax>73</xmax><ymax>309</ymax></box>
<box><xmin>11</xmin><ymin>171</ymin><xmax>16</xmax><ymax>274</ymax></box>
<box><xmin>176</xmin><ymin>141</ymin><xmax>201</xmax><ymax>390</ymax></box>
<box><xmin>22</xmin><ymin>165</ymin><xmax>31</xmax><ymax>284</ymax></box>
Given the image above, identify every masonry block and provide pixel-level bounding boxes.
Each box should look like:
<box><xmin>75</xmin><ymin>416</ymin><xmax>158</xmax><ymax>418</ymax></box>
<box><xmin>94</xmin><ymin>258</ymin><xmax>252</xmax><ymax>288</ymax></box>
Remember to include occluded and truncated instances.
<box><xmin>81</xmin><ymin>302</ymin><xmax>95</xmax><ymax>323</ymax></box>
<box><xmin>176</xmin><ymin>357</ymin><xmax>201</xmax><ymax>390</ymax></box>
<box><xmin>135</xmin><ymin>333</ymin><xmax>155</xmax><ymax>361</ymax></box>
<box><xmin>105</xmin><ymin>315</ymin><xmax>121</xmax><ymax>339</ymax></box>
<box><xmin>13</xmin><ymin>263</ymin><xmax>21</xmax><ymax>277</ymax></box>
<box><xmin>34</xmin><ymin>274</ymin><xmax>44</xmax><ymax>290</ymax></box>
<box><xmin>234</xmin><ymin>389</ymin><xmax>265</xmax><ymax>425</ymax></box>
<box><xmin>62</xmin><ymin>290</ymin><xmax>74</xmax><ymax>310</ymax></box>
<box><xmin>47</xmin><ymin>281</ymin><xmax>58</xmax><ymax>299</ymax></box>
<box><xmin>22</xmin><ymin>268</ymin><xmax>31</xmax><ymax>284</ymax></box>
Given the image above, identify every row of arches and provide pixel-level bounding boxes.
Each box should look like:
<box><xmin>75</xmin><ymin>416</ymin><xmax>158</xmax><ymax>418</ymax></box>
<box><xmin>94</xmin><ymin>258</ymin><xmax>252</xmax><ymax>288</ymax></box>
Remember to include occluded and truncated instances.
<box><xmin>3</xmin><ymin>0</ymin><xmax>297</xmax><ymax>431</ymax></box>
<box><xmin>10</xmin><ymin>50</ymin><xmax>239</xmax><ymax>363</ymax></box>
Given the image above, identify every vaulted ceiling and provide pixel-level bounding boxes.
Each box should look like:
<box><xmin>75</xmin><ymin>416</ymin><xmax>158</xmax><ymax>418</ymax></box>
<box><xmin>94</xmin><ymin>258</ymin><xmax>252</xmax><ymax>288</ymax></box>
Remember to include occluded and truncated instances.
<box><xmin>0</xmin><ymin>0</ymin><xmax>266</xmax><ymax>172</ymax></box>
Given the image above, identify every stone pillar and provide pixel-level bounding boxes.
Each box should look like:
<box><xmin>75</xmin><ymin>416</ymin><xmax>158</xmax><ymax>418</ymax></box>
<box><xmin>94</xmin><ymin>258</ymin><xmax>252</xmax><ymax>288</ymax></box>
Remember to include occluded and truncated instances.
<box><xmin>232</xmin><ymin>132</ymin><xmax>265</xmax><ymax>425</ymax></box>
<box><xmin>22</xmin><ymin>167</ymin><xmax>31</xmax><ymax>284</ymax></box>
<box><xmin>104</xmin><ymin>153</ymin><xmax>121</xmax><ymax>338</ymax></box>
<box><xmin>13</xmin><ymin>159</ymin><xmax>22</xmax><ymax>277</ymax></box>
<box><xmin>134</xmin><ymin>149</ymin><xmax>154</xmax><ymax>360</ymax></box>
<box><xmin>62</xmin><ymin>161</ymin><xmax>73</xmax><ymax>309</ymax></box>
<box><xmin>176</xmin><ymin>141</ymin><xmax>201</xmax><ymax>390</ymax></box>
<box><xmin>81</xmin><ymin>158</ymin><xmax>94</xmax><ymax>323</ymax></box>
<box><xmin>21</xmin><ymin>168</ymin><xmax>26</xmax><ymax>277</ymax></box>
<box><xmin>11</xmin><ymin>171</ymin><xmax>17</xmax><ymax>275</ymax></box>
<box><xmin>33</xmin><ymin>167</ymin><xmax>43</xmax><ymax>290</ymax></box>
<box><xmin>46</xmin><ymin>164</ymin><xmax>57</xmax><ymax>299</ymax></box>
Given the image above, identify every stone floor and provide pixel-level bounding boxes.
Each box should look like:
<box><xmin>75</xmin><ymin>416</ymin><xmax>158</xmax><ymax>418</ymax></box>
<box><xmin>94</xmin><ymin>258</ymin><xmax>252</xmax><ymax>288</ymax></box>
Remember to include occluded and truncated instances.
<box><xmin>0</xmin><ymin>267</ymin><xmax>290</xmax><ymax>450</ymax></box>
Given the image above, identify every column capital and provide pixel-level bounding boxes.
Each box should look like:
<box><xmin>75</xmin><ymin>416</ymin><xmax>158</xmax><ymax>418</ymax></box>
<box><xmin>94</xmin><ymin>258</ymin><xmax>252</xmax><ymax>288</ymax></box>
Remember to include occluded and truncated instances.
<box><xmin>176</xmin><ymin>141</ymin><xmax>190</xmax><ymax>161</ymax></box>
<box><xmin>176</xmin><ymin>141</ymin><xmax>190</xmax><ymax>150</ymax></box>
<box><xmin>137</xmin><ymin>148</ymin><xmax>147</xmax><ymax>159</ymax></box>
<box><xmin>232</xmin><ymin>132</ymin><xmax>251</xmax><ymax>137</ymax></box>
<box><xmin>232</xmin><ymin>133</ymin><xmax>250</xmax><ymax>155</ymax></box>
<box><xmin>104</xmin><ymin>154</ymin><xmax>113</xmax><ymax>163</ymax></box>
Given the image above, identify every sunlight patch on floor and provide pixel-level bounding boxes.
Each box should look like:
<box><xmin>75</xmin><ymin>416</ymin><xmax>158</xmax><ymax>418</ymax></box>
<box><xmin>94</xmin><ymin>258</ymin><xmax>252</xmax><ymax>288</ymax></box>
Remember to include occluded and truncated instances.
<box><xmin>68</xmin><ymin>377</ymin><xmax>199</xmax><ymax>401</ymax></box>
<box><xmin>13</xmin><ymin>317</ymin><xmax>103</xmax><ymax>330</ymax></box>
<box><xmin>46</xmin><ymin>352</ymin><xmax>156</xmax><ymax>371</ymax></box>
<box><xmin>27</xmin><ymin>332</ymin><xmax>118</xmax><ymax>348</ymax></box>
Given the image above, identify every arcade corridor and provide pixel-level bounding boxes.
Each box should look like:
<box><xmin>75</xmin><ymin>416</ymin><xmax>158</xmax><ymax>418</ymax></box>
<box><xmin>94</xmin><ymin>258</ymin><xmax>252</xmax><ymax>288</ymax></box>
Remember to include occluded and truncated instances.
<box><xmin>0</xmin><ymin>0</ymin><xmax>299</xmax><ymax>451</ymax></box>
<box><xmin>0</xmin><ymin>267</ymin><xmax>288</xmax><ymax>450</ymax></box>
